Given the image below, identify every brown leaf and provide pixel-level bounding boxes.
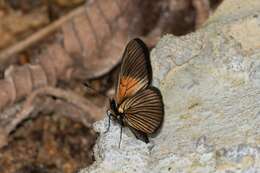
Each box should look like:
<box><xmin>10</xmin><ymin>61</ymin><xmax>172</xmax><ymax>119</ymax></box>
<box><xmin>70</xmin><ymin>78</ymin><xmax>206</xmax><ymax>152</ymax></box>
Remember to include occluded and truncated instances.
<box><xmin>63</xmin><ymin>0</ymin><xmax>130</xmax><ymax>79</ymax></box>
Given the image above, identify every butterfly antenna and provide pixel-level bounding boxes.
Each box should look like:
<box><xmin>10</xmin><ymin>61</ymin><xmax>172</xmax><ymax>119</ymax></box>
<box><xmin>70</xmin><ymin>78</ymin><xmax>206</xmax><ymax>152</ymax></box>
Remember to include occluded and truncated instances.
<box><xmin>118</xmin><ymin>125</ymin><xmax>123</xmax><ymax>148</ymax></box>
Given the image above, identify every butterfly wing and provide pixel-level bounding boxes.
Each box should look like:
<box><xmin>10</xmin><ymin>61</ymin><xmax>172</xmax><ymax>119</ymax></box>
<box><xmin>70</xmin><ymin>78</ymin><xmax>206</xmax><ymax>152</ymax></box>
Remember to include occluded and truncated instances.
<box><xmin>119</xmin><ymin>87</ymin><xmax>164</xmax><ymax>135</ymax></box>
<box><xmin>128</xmin><ymin>126</ymin><xmax>149</xmax><ymax>143</ymax></box>
<box><xmin>115</xmin><ymin>38</ymin><xmax>152</xmax><ymax>104</ymax></box>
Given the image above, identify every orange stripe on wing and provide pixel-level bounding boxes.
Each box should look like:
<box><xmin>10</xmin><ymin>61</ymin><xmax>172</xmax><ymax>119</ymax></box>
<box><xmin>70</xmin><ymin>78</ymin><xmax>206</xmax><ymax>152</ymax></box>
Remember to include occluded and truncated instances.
<box><xmin>116</xmin><ymin>76</ymin><xmax>143</xmax><ymax>104</ymax></box>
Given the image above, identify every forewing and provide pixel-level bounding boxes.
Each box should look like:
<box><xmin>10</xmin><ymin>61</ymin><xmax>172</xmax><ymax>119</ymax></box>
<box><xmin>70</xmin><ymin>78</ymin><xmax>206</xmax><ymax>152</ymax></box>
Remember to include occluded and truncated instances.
<box><xmin>119</xmin><ymin>87</ymin><xmax>164</xmax><ymax>134</ymax></box>
<box><xmin>116</xmin><ymin>38</ymin><xmax>152</xmax><ymax>104</ymax></box>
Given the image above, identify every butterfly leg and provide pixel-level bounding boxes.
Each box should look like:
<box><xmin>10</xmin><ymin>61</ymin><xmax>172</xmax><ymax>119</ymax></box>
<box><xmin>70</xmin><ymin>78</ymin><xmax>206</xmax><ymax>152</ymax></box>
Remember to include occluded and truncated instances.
<box><xmin>104</xmin><ymin>112</ymin><xmax>111</xmax><ymax>133</ymax></box>
<box><xmin>118</xmin><ymin>125</ymin><xmax>123</xmax><ymax>148</ymax></box>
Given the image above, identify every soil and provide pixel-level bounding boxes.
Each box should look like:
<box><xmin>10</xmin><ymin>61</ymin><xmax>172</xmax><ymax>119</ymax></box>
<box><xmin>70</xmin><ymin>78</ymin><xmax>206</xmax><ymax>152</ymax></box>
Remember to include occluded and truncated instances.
<box><xmin>0</xmin><ymin>113</ymin><xmax>97</xmax><ymax>173</ymax></box>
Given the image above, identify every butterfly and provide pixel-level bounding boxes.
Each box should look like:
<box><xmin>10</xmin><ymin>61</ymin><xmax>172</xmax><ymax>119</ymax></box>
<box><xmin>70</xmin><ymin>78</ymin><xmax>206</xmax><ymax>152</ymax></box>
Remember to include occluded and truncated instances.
<box><xmin>107</xmin><ymin>38</ymin><xmax>164</xmax><ymax>147</ymax></box>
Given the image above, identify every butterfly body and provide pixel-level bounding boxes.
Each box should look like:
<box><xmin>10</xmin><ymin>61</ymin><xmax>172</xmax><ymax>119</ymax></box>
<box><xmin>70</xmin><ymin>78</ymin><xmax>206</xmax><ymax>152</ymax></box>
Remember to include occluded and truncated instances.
<box><xmin>109</xmin><ymin>99</ymin><xmax>125</xmax><ymax>127</ymax></box>
<box><xmin>107</xmin><ymin>38</ymin><xmax>164</xmax><ymax>144</ymax></box>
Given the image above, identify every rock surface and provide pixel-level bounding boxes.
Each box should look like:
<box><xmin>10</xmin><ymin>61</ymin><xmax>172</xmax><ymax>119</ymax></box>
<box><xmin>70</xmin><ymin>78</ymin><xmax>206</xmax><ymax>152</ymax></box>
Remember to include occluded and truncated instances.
<box><xmin>80</xmin><ymin>0</ymin><xmax>260</xmax><ymax>172</ymax></box>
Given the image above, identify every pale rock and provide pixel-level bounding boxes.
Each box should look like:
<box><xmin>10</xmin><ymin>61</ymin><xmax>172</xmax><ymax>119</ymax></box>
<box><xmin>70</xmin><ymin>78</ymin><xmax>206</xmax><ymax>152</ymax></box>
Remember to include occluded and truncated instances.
<box><xmin>80</xmin><ymin>0</ymin><xmax>260</xmax><ymax>172</ymax></box>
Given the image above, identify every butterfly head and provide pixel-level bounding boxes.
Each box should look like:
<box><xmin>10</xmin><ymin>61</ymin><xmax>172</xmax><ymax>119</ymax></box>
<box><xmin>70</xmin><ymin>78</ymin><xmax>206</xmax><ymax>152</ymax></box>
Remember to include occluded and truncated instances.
<box><xmin>107</xmin><ymin>99</ymin><xmax>120</xmax><ymax>120</ymax></box>
<box><xmin>109</xmin><ymin>99</ymin><xmax>117</xmax><ymax>112</ymax></box>
<box><xmin>108</xmin><ymin>99</ymin><xmax>125</xmax><ymax>127</ymax></box>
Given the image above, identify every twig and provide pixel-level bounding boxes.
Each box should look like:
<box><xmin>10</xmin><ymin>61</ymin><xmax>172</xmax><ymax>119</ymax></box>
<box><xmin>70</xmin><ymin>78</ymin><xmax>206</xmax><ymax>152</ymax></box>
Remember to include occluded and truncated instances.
<box><xmin>6</xmin><ymin>86</ymin><xmax>103</xmax><ymax>133</ymax></box>
<box><xmin>0</xmin><ymin>5</ymin><xmax>86</xmax><ymax>63</ymax></box>
<box><xmin>0</xmin><ymin>86</ymin><xmax>104</xmax><ymax>148</ymax></box>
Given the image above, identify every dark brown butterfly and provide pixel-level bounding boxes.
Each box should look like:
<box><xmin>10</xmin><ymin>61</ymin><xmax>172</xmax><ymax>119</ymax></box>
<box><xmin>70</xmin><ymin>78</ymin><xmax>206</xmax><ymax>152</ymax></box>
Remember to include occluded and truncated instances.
<box><xmin>107</xmin><ymin>38</ymin><xmax>164</xmax><ymax>146</ymax></box>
